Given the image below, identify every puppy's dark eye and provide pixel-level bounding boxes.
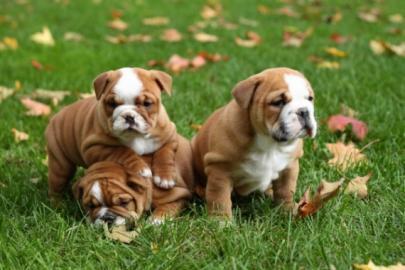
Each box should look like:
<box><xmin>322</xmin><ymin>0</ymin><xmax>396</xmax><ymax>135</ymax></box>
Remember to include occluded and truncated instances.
<box><xmin>308</xmin><ymin>96</ymin><xmax>314</xmax><ymax>101</ymax></box>
<box><xmin>269</xmin><ymin>99</ymin><xmax>286</xmax><ymax>107</ymax></box>
<box><xmin>88</xmin><ymin>203</ymin><xmax>96</xmax><ymax>209</ymax></box>
<box><xmin>107</xmin><ymin>99</ymin><xmax>117</xmax><ymax>109</ymax></box>
<box><xmin>120</xmin><ymin>201</ymin><xmax>130</xmax><ymax>207</ymax></box>
<box><xmin>143</xmin><ymin>100</ymin><xmax>153</xmax><ymax>108</ymax></box>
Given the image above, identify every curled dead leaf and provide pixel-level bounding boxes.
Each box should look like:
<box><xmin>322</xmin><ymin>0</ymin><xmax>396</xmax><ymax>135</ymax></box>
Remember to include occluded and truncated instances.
<box><xmin>108</xmin><ymin>18</ymin><xmax>128</xmax><ymax>31</ymax></box>
<box><xmin>32</xmin><ymin>89</ymin><xmax>71</xmax><ymax>106</ymax></box>
<box><xmin>326</xmin><ymin>141</ymin><xmax>366</xmax><ymax>171</ymax></box>
<box><xmin>358</xmin><ymin>9</ymin><xmax>380</xmax><ymax>23</ymax></box>
<box><xmin>31</xmin><ymin>59</ymin><xmax>43</xmax><ymax>70</ymax></box>
<box><xmin>353</xmin><ymin>260</ymin><xmax>404</xmax><ymax>270</ymax></box>
<box><xmin>2</xmin><ymin>37</ymin><xmax>18</xmax><ymax>50</ymax></box>
<box><xmin>0</xmin><ymin>86</ymin><xmax>14</xmax><ymax>103</ymax></box>
<box><xmin>191</xmin><ymin>55</ymin><xmax>206</xmax><ymax>69</ymax></box>
<box><xmin>194</xmin><ymin>32</ymin><xmax>218</xmax><ymax>43</ymax></box>
<box><xmin>388</xmin><ymin>14</ymin><xmax>403</xmax><ymax>24</ymax></box>
<box><xmin>20</xmin><ymin>98</ymin><xmax>51</xmax><ymax>116</ymax></box>
<box><xmin>11</xmin><ymin>128</ymin><xmax>29</xmax><ymax>143</ymax></box>
<box><xmin>30</xmin><ymin>26</ymin><xmax>55</xmax><ymax>46</ymax></box>
<box><xmin>296</xmin><ymin>179</ymin><xmax>344</xmax><ymax>218</ymax></box>
<box><xmin>283</xmin><ymin>27</ymin><xmax>313</xmax><ymax>47</ymax></box>
<box><xmin>370</xmin><ymin>40</ymin><xmax>405</xmax><ymax>57</ymax></box>
<box><xmin>235</xmin><ymin>31</ymin><xmax>262</xmax><ymax>48</ymax></box>
<box><xmin>142</xmin><ymin>17</ymin><xmax>169</xmax><ymax>26</ymax></box>
<box><xmin>325</xmin><ymin>47</ymin><xmax>347</xmax><ymax>58</ymax></box>
<box><xmin>64</xmin><ymin>32</ymin><xmax>84</xmax><ymax>42</ymax></box>
<box><xmin>277</xmin><ymin>6</ymin><xmax>299</xmax><ymax>18</ymax></box>
<box><xmin>344</xmin><ymin>173</ymin><xmax>372</xmax><ymax>199</ymax></box>
<box><xmin>327</xmin><ymin>114</ymin><xmax>368</xmax><ymax>140</ymax></box>
<box><xmin>165</xmin><ymin>54</ymin><xmax>190</xmax><ymax>73</ymax></box>
<box><xmin>329</xmin><ymin>33</ymin><xmax>349</xmax><ymax>44</ymax></box>
<box><xmin>201</xmin><ymin>4</ymin><xmax>221</xmax><ymax>20</ymax></box>
<box><xmin>161</xmin><ymin>28</ymin><xmax>182</xmax><ymax>42</ymax></box>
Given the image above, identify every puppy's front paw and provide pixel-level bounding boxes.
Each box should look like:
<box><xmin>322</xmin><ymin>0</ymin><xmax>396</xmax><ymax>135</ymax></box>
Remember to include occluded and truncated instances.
<box><xmin>139</xmin><ymin>167</ymin><xmax>152</xmax><ymax>179</ymax></box>
<box><xmin>153</xmin><ymin>176</ymin><xmax>175</xmax><ymax>189</ymax></box>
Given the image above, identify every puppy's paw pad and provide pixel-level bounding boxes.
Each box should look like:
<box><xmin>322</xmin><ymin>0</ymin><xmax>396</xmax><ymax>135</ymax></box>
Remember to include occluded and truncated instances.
<box><xmin>153</xmin><ymin>177</ymin><xmax>175</xmax><ymax>189</ymax></box>
<box><xmin>139</xmin><ymin>168</ymin><xmax>152</xmax><ymax>178</ymax></box>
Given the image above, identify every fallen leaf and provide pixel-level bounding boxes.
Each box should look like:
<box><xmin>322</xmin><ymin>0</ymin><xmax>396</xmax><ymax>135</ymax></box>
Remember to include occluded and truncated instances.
<box><xmin>11</xmin><ymin>128</ymin><xmax>29</xmax><ymax>143</ymax></box>
<box><xmin>369</xmin><ymin>40</ymin><xmax>386</xmax><ymax>55</ymax></box>
<box><xmin>194</xmin><ymin>32</ymin><xmax>218</xmax><ymax>43</ymax></box>
<box><xmin>277</xmin><ymin>6</ymin><xmax>299</xmax><ymax>17</ymax></box>
<box><xmin>239</xmin><ymin>17</ymin><xmax>258</xmax><ymax>27</ymax></box>
<box><xmin>20</xmin><ymin>98</ymin><xmax>51</xmax><ymax>116</ymax></box>
<box><xmin>151</xmin><ymin>242</ymin><xmax>159</xmax><ymax>254</ymax></box>
<box><xmin>14</xmin><ymin>80</ymin><xmax>22</xmax><ymax>91</ymax></box>
<box><xmin>340</xmin><ymin>104</ymin><xmax>359</xmax><ymax>118</ymax></box>
<box><xmin>317</xmin><ymin>61</ymin><xmax>340</xmax><ymax>69</ymax></box>
<box><xmin>198</xmin><ymin>51</ymin><xmax>229</xmax><ymax>62</ymax></box>
<box><xmin>161</xmin><ymin>28</ymin><xmax>182</xmax><ymax>42</ymax></box>
<box><xmin>296</xmin><ymin>179</ymin><xmax>344</xmax><ymax>218</ymax></box>
<box><xmin>31</xmin><ymin>59</ymin><xmax>43</xmax><ymax>70</ymax></box>
<box><xmin>32</xmin><ymin>89</ymin><xmax>71</xmax><ymax>106</ymax></box>
<box><xmin>329</xmin><ymin>33</ymin><xmax>349</xmax><ymax>44</ymax></box>
<box><xmin>325</xmin><ymin>47</ymin><xmax>347</xmax><ymax>58</ymax></box>
<box><xmin>257</xmin><ymin>5</ymin><xmax>271</xmax><ymax>15</ymax></box>
<box><xmin>325</xmin><ymin>11</ymin><xmax>342</xmax><ymax>24</ymax></box>
<box><xmin>147</xmin><ymin>59</ymin><xmax>165</xmax><ymax>67</ymax></box>
<box><xmin>30</xmin><ymin>26</ymin><xmax>55</xmax><ymax>46</ymax></box>
<box><xmin>127</xmin><ymin>34</ymin><xmax>152</xmax><ymax>43</ymax></box>
<box><xmin>64</xmin><ymin>32</ymin><xmax>84</xmax><ymax>42</ymax></box>
<box><xmin>0</xmin><ymin>86</ymin><xmax>14</xmax><ymax>103</ymax></box>
<box><xmin>353</xmin><ymin>260</ymin><xmax>405</xmax><ymax>270</ymax></box>
<box><xmin>201</xmin><ymin>4</ymin><xmax>221</xmax><ymax>20</ymax></box>
<box><xmin>235</xmin><ymin>31</ymin><xmax>262</xmax><ymax>48</ymax></box>
<box><xmin>111</xmin><ymin>10</ymin><xmax>123</xmax><ymax>19</ymax></box>
<box><xmin>191</xmin><ymin>55</ymin><xmax>206</xmax><ymax>69</ymax></box>
<box><xmin>387</xmin><ymin>27</ymin><xmax>402</xmax><ymax>36</ymax></box>
<box><xmin>388</xmin><ymin>14</ymin><xmax>403</xmax><ymax>24</ymax></box>
<box><xmin>142</xmin><ymin>17</ymin><xmax>169</xmax><ymax>26</ymax></box>
<box><xmin>2</xmin><ymin>37</ymin><xmax>18</xmax><ymax>50</ymax></box>
<box><xmin>344</xmin><ymin>173</ymin><xmax>372</xmax><ymax>199</ymax></box>
<box><xmin>358</xmin><ymin>9</ymin><xmax>380</xmax><ymax>23</ymax></box>
<box><xmin>108</xmin><ymin>18</ymin><xmax>128</xmax><ymax>31</ymax></box>
<box><xmin>283</xmin><ymin>27</ymin><xmax>313</xmax><ymax>47</ymax></box>
<box><xmin>165</xmin><ymin>54</ymin><xmax>190</xmax><ymax>73</ymax></box>
<box><xmin>327</xmin><ymin>114</ymin><xmax>368</xmax><ymax>140</ymax></box>
<box><xmin>326</xmin><ymin>141</ymin><xmax>366</xmax><ymax>171</ymax></box>
<box><xmin>190</xmin><ymin>123</ymin><xmax>202</xmax><ymax>131</ymax></box>
<box><xmin>369</xmin><ymin>40</ymin><xmax>405</xmax><ymax>57</ymax></box>
<box><xmin>104</xmin><ymin>223</ymin><xmax>138</xmax><ymax>244</ymax></box>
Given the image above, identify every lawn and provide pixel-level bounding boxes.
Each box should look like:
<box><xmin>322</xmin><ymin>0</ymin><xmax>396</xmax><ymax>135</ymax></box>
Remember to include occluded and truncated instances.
<box><xmin>0</xmin><ymin>0</ymin><xmax>404</xmax><ymax>269</ymax></box>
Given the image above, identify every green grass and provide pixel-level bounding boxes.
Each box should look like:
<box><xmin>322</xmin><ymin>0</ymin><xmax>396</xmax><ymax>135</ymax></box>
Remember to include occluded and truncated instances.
<box><xmin>1</xmin><ymin>0</ymin><xmax>404</xmax><ymax>269</ymax></box>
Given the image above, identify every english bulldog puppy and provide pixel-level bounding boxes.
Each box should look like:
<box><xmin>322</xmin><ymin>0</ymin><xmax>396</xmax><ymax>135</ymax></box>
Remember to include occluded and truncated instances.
<box><xmin>73</xmin><ymin>134</ymin><xmax>194</xmax><ymax>225</ymax></box>
<box><xmin>46</xmin><ymin>67</ymin><xmax>179</xmax><ymax>203</ymax></box>
<box><xmin>192</xmin><ymin>67</ymin><xmax>317</xmax><ymax>219</ymax></box>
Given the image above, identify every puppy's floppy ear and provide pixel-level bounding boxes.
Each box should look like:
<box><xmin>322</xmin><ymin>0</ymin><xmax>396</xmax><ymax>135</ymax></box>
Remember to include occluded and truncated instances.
<box><xmin>72</xmin><ymin>180</ymin><xmax>84</xmax><ymax>201</ymax></box>
<box><xmin>150</xmin><ymin>70</ymin><xmax>172</xmax><ymax>96</ymax></box>
<box><xmin>93</xmin><ymin>71</ymin><xmax>112</xmax><ymax>100</ymax></box>
<box><xmin>232</xmin><ymin>75</ymin><xmax>262</xmax><ymax>109</ymax></box>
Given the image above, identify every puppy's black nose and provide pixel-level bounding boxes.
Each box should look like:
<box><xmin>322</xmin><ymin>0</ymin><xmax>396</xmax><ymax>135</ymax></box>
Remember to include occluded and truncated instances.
<box><xmin>124</xmin><ymin>115</ymin><xmax>135</xmax><ymax>125</ymax></box>
<box><xmin>100</xmin><ymin>212</ymin><xmax>116</xmax><ymax>224</ymax></box>
<box><xmin>296</xmin><ymin>108</ymin><xmax>309</xmax><ymax>119</ymax></box>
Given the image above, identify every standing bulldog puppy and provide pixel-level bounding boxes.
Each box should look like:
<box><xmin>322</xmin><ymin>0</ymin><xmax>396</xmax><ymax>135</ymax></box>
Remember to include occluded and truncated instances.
<box><xmin>73</xmin><ymin>135</ymin><xmax>194</xmax><ymax>225</ymax></box>
<box><xmin>192</xmin><ymin>67</ymin><xmax>317</xmax><ymax>219</ymax></box>
<box><xmin>46</xmin><ymin>67</ymin><xmax>179</xmax><ymax>203</ymax></box>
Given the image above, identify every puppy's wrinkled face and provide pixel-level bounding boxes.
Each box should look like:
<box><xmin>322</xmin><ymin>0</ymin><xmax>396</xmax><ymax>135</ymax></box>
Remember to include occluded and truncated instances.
<box><xmin>93</xmin><ymin>67</ymin><xmax>172</xmax><ymax>140</ymax></box>
<box><xmin>73</xmin><ymin>163</ymin><xmax>152</xmax><ymax>226</ymax></box>
<box><xmin>233</xmin><ymin>68</ymin><xmax>317</xmax><ymax>142</ymax></box>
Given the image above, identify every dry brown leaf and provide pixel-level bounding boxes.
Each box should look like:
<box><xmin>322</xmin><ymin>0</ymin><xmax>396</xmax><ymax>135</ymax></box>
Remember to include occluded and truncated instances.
<box><xmin>340</xmin><ymin>104</ymin><xmax>359</xmax><ymax>118</ymax></box>
<box><xmin>329</xmin><ymin>33</ymin><xmax>349</xmax><ymax>44</ymax></box>
<box><xmin>11</xmin><ymin>128</ymin><xmax>29</xmax><ymax>143</ymax></box>
<box><xmin>0</xmin><ymin>86</ymin><xmax>14</xmax><ymax>103</ymax></box>
<box><xmin>190</xmin><ymin>123</ymin><xmax>202</xmax><ymax>131</ymax></box>
<box><xmin>277</xmin><ymin>6</ymin><xmax>299</xmax><ymax>18</ymax></box>
<box><xmin>20</xmin><ymin>98</ymin><xmax>51</xmax><ymax>116</ymax></box>
<box><xmin>344</xmin><ymin>173</ymin><xmax>372</xmax><ymax>199</ymax></box>
<box><xmin>64</xmin><ymin>32</ymin><xmax>84</xmax><ymax>42</ymax></box>
<box><xmin>30</xmin><ymin>26</ymin><xmax>55</xmax><ymax>46</ymax></box>
<box><xmin>161</xmin><ymin>28</ymin><xmax>182</xmax><ymax>42</ymax></box>
<box><xmin>165</xmin><ymin>54</ymin><xmax>190</xmax><ymax>73</ymax></box>
<box><xmin>235</xmin><ymin>31</ymin><xmax>262</xmax><ymax>48</ymax></box>
<box><xmin>353</xmin><ymin>260</ymin><xmax>405</xmax><ymax>270</ymax></box>
<box><xmin>198</xmin><ymin>51</ymin><xmax>229</xmax><ymax>62</ymax></box>
<box><xmin>283</xmin><ymin>27</ymin><xmax>313</xmax><ymax>47</ymax></box>
<box><xmin>2</xmin><ymin>37</ymin><xmax>18</xmax><ymax>50</ymax></box>
<box><xmin>326</xmin><ymin>11</ymin><xmax>342</xmax><ymax>24</ymax></box>
<box><xmin>296</xmin><ymin>179</ymin><xmax>344</xmax><ymax>218</ymax></box>
<box><xmin>388</xmin><ymin>14</ymin><xmax>403</xmax><ymax>24</ymax></box>
<box><xmin>32</xmin><ymin>89</ymin><xmax>71</xmax><ymax>106</ymax></box>
<box><xmin>191</xmin><ymin>55</ymin><xmax>206</xmax><ymax>69</ymax></box>
<box><xmin>369</xmin><ymin>40</ymin><xmax>386</xmax><ymax>55</ymax></box>
<box><xmin>370</xmin><ymin>40</ymin><xmax>405</xmax><ymax>57</ymax></box>
<box><xmin>105</xmin><ymin>34</ymin><xmax>152</xmax><ymax>44</ymax></box>
<box><xmin>257</xmin><ymin>5</ymin><xmax>271</xmax><ymax>15</ymax></box>
<box><xmin>104</xmin><ymin>223</ymin><xmax>138</xmax><ymax>244</ymax></box>
<box><xmin>31</xmin><ymin>59</ymin><xmax>43</xmax><ymax>70</ymax></box>
<box><xmin>317</xmin><ymin>61</ymin><xmax>340</xmax><ymax>69</ymax></box>
<box><xmin>239</xmin><ymin>17</ymin><xmax>259</xmax><ymax>27</ymax></box>
<box><xmin>127</xmin><ymin>34</ymin><xmax>152</xmax><ymax>43</ymax></box>
<box><xmin>201</xmin><ymin>4</ymin><xmax>221</xmax><ymax>20</ymax></box>
<box><xmin>325</xmin><ymin>47</ymin><xmax>347</xmax><ymax>58</ymax></box>
<box><xmin>111</xmin><ymin>9</ymin><xmax>123</xmax><ymax>19</ymax></box>
<box><xmin>194</xmin><ymin>32</ymin><xmax>218</xmax><ymax>43</ymax></box>
<box><xmin>358</xmin><ymin>9</ymin><xmax>380</xmax><ymax>23</ymax></box>
<box><xmin>142</xmin><ymin>17</ymin><xmax>169</xmax><ymax>26</ymax></box>
<box><xmin>326</xmin><ymin>141</ymin><xmax>366</xmax><ymax>171</ymax></box>
<box><xmin>108</xmin><ymin>18</ymin><xmax>128</xmax><ymax>31</ymax></box>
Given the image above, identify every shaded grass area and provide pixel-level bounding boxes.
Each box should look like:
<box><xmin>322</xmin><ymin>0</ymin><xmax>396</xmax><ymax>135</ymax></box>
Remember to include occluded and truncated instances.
<box><xmin>0</xmin><ymin>0</ymin><xmax>404</xmax><ymax>269</ymax></box>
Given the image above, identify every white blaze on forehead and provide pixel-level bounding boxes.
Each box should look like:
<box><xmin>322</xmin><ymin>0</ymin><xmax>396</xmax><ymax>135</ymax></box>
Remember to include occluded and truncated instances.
<box><xmin>90</xmin><ymin>181</ymin><xmax>104</xmax><ymax>204</ymax></box>
<box><xmin>283</xmin><ymin>74</ymin><xmax>310</xmax><ymax>99</ymax></box>
<box><xmin>114</xmin><ymin>67</ymin><xmax>143</xmax><ymax>104</ymax></box>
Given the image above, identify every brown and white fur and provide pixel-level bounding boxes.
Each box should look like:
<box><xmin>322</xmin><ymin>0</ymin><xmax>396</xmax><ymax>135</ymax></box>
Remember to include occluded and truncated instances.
<box><xmin>46</xmin><ymin>67</ymin><xmax>179</xmax><ymax>206</ymax></box>
<box><xmin>73</xmin><ymin>134</ymin><xmax>194</xmax><ymax>225</ymax></box>
<box><xmin>192</xmin><ymin>68</ymin><xmax>317</xmax><ymax>219</ymax></box>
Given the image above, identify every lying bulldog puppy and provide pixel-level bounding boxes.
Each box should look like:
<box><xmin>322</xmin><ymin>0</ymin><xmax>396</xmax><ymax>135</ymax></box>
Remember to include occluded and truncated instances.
<box><xmin>192</xmin><ymin>67</ymin><xmax>317</xmax><ymax>219</ymax></box>
<box><xmin>73</xmin><ymin>134</ymin><xmax>194</xmax><ymax>225</ymax></box>
<box><xmin>46</xmin><ymin>67</ymin><xmax>179</xmax><ymax>203</ymax></box>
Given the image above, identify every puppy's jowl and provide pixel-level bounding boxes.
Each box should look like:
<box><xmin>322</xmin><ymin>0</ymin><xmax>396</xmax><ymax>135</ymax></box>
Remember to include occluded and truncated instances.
<box><xmin>46</xmin><ymin>67</ymin><xmax>179</xmax><ymax>212</ymax></box>
<box><xmin>192</xmin><ymin>67</ymin><xmax>317</xmax><ymax>219</ymax></box>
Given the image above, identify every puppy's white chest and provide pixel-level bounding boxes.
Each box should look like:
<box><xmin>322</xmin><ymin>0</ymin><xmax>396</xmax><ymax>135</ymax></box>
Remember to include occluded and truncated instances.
<box><xmin>125</xmin><ymin>136</ymin><xmax>159</xmax><ymax>155</ymax></box>
<box><xmin>232</xmin><ymin>135</ymin><xmax>297</xmax><ymax>195</ymax></box>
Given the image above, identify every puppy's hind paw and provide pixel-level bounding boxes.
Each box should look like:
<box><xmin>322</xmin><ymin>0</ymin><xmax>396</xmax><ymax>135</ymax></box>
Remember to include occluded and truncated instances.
<box><xmin>153</xmin><ymin>176</ymin><xmax>175</xmax><ymax>189</ymax></box>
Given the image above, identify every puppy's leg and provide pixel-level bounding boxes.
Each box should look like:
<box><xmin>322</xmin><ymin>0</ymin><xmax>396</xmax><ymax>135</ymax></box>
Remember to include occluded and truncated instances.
<box><xmin>205</xmin><ymin>165</ymin><xmax>233</xmax><ymax>219</ymax></box>
<box><xmin>150</xmin><ymin>199</ymin><xmax>186</xmax><ymax>225</ymax></box>
<box><xmin>152</xmin><ymin>140</ymin><xmax>178</xmax><ymax>189</ymax></box>
<box><xmin>272</xmin><ymin>159</ymin><xmax>299</xmax><ymax>211</ymax></box>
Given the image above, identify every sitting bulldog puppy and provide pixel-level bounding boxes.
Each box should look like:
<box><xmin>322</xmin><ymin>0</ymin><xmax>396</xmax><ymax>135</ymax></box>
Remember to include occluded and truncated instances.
<box><xmin>192</xmin><ymin>67</ymin><xmax>317</xmax><ymax>219</ymax></box>
<box><xmin>46</xmin><ymin>67</ymin><xmax>179</xmax><ymax>204</ymax></box>
<box><xmin>73</xmin><ymin>134</ymin><xmax>194</xmax><ymax>225</ymax></box>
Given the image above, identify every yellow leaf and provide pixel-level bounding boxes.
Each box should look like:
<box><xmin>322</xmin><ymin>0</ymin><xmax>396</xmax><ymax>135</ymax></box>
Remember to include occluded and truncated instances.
<box><xmin>0</xmin><ymin>86</ymin><xmax>14</xmax><ymax>103</ymax></box>
<box><xmin>14</xmin><ymin>80</ymin><xmax>22</xmax><ymax>91</ymax></box>
<box><xmin>317</xmin><ymin>61</ymin><xmax>340</xmax><ymax>69</ymax></box>
<box><xmin>326</xmin><ymin>141</ymin><xmax>366</xmax><ymax>171</ymax></box>
<box><xmin>142</xmin><ymin>17</ymin><xmax>169</xmax><ymax>26</ymax></box>
<box><xmin>2</xmin><ymin>37</ymin><xmax>18</xmax><ymax>50</ymax></box>
<box><xmin>194</xmin><ymin>32</ymin><xmax>218</xmax><ymax>43</ymax></box>
<box><xmin>388</xmin><ymin>14</ymin><xmax>403</xmax><ymax>24</ymax></box>
<box><xmin>369</xmin><ymin>40</ymin><xmax>386</xmax><ymax>55</ymax></box>
<box><xmin>201</xmin><ymin>4</ymin><xmax>221</xmax><ymax>20</ymax></box>
<box><xmin>64</xmin><ymin>32</ymin><xmax>84</xmax><ymax>42</ymax></box>
<box><xmin>344</xmin><ymin>173</ymin><xmax>371</xmax><ymax>199</ymax></box>
<box><xmin>353</xmin><ymin>260</ymin><xmax>405</xmax><ymax>270</ymax></box>
<box><xmin>151</xmin><ymin>242</ymin><xmax>159</xmax><ymax>254</ymax></box>
<box><xmin>190</xmin><ymin>123</ymin><xmax>202</xmax><ymax>131</ymax></box>
<box><xmin>30</xmin><ymin>26</ymin><xmax>55</xmax><ymax>46</ymax></box>
<box><xmin>104</xmin><ymin>224</ymin><xmax>139</xmax><ymax>244</ymax></box>
<box><xmin>11</xmin><ymin>128</ymin><xmax>29</xmax><ymax>143</ymax></box>
<box><xmin>325</xmin><ymin>47</ymin><xmax>347</xmax><ymax>58</ymax></box>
